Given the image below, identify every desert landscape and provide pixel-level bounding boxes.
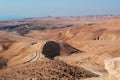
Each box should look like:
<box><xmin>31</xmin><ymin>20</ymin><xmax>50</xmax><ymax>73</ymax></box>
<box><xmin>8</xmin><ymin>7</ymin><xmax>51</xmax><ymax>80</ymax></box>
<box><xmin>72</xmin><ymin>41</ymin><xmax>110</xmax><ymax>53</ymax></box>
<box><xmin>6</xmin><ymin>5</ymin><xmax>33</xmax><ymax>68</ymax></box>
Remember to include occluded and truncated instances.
<box><xmin>0</xmin><ymin>15</ymin><xmax>120</xmax><ymax>80</ymax></box>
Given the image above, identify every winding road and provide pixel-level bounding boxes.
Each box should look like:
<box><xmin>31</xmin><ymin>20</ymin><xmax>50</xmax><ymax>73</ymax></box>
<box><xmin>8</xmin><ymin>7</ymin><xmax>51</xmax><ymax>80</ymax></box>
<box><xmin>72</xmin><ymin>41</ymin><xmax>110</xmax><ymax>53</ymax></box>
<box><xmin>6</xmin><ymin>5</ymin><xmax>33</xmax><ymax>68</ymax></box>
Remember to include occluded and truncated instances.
<box><xmin>29</xmin><ymin>44</ymin><xmax>41</xmax><ymax>62</ymax></box>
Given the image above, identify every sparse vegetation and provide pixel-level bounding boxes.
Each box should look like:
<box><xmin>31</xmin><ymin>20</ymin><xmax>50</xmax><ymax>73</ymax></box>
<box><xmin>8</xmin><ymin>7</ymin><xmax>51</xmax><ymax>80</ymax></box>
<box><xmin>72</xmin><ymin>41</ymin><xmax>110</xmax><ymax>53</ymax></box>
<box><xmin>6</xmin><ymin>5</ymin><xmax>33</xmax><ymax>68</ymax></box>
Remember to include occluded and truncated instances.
<box><xmin>0</xmin><ymin>60</ymin><xmax>98</xmax><ymax>80</ymax></box>
<box><xmin>0</xmin><ymin>57</ymin><xmax>7</xmax><ymax>69</ymax></box>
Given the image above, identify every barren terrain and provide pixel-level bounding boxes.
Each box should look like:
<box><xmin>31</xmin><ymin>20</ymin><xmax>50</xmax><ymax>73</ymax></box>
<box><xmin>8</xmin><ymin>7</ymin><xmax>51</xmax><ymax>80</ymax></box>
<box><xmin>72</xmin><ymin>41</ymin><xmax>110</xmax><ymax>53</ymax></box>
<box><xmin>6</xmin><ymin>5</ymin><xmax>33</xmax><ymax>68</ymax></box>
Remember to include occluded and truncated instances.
<box><xmin>0</xmin><ymin>15</ymin><xmax>120</xmax><ymax>80</ymax></box>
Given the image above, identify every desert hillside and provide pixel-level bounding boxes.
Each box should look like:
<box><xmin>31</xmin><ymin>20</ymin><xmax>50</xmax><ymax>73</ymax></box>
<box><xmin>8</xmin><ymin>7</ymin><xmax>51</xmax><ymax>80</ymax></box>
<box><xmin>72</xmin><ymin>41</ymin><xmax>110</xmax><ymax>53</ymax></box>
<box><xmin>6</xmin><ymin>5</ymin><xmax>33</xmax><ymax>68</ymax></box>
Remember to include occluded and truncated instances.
<box><xmin>0</xmin><ymin>16</ymin><xmax>120</xmax><ymax>80</ymax></box>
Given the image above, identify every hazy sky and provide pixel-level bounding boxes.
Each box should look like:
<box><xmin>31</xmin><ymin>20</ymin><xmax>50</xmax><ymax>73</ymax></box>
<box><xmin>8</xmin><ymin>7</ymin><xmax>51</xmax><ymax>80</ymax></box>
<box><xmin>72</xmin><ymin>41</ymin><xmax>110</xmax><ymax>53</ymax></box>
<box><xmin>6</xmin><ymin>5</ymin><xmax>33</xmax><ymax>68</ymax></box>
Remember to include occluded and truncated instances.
<box><xmin>0</xmin><ymin>0</ymin><xmax>120</xmax><ymax>20</ymax></box>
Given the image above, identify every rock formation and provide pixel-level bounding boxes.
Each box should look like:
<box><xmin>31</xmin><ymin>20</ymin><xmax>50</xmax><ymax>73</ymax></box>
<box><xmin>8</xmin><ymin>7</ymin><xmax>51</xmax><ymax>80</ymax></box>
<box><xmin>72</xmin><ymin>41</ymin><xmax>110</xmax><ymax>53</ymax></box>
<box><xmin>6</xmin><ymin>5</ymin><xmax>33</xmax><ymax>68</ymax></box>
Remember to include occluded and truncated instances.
<box><xmin>104</xmin><ymin>57</ymin><xmax>120</xmax><ymax>80</ymax></box>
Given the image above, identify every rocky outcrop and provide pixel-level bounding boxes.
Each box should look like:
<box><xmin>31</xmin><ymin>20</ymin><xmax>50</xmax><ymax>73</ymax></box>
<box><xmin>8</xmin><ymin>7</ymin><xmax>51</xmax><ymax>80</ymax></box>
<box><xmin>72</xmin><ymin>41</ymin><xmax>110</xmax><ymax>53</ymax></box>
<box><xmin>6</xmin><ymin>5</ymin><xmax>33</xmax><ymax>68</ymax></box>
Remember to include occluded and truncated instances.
<box><xmin>42</xmin><ymin>41</ymin><xmax>61</xmax><ymax>59</ymax></box>
<box><xmin>84</xmin><ymin>57</ymin><xmax>120</xmax><ymax>80</ymax></box>
<box><xmin>104</xmin><ymin>57</ymin><xmax>120</xmax><ymax>80</ymax></box>
<box><xmin>42</xmin><ymin>41</ymin><xmax>81</xmax><ymax>59</ymax></box>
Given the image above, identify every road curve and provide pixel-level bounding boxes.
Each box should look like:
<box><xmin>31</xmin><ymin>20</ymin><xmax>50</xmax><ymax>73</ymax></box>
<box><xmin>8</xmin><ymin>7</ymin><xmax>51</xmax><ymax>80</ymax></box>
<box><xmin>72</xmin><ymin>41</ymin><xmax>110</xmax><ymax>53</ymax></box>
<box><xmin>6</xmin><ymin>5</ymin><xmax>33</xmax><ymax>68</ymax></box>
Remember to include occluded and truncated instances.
<box><xmin>29</xmin><ymin>44</ymin><xmax>40</xmax><ymax>62</ymax></box>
